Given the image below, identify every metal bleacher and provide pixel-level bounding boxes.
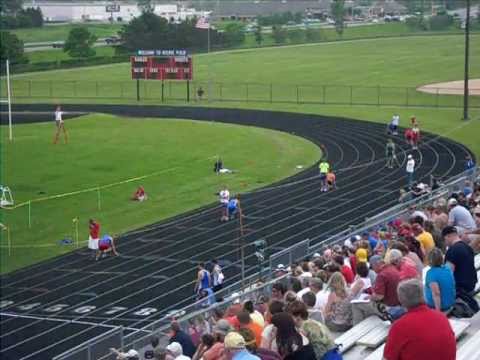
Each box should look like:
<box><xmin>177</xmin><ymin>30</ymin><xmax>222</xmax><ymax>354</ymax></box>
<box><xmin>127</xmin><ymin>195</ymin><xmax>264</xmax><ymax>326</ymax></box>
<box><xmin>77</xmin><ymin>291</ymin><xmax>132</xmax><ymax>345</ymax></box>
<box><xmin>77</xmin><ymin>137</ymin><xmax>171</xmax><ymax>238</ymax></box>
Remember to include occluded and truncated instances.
<box><xmin>457</xmin><ymin>329</ymin><xmax>480</xmax><ymax>360</ymax></box>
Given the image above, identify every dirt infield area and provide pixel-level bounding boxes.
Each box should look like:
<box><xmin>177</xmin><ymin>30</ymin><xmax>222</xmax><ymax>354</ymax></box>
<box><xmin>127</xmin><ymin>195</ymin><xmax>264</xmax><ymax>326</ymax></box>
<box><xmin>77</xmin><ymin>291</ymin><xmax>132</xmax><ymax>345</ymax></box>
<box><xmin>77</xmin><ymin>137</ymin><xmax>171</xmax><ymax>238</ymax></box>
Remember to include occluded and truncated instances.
<box><xmin>418</xmin><ymin>79</ymin><xmax>480</xmax><ymax>96</ymax></box>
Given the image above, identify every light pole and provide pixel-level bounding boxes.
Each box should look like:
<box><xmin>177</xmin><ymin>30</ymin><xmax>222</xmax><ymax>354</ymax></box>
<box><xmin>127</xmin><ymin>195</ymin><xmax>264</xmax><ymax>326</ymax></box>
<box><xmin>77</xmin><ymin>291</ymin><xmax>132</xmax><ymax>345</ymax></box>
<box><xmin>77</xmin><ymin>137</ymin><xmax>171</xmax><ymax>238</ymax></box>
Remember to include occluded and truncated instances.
<box><xmin>463</xmin><ymin>0</ymin><xmax>471</xmax><ymax>121</ymax></box>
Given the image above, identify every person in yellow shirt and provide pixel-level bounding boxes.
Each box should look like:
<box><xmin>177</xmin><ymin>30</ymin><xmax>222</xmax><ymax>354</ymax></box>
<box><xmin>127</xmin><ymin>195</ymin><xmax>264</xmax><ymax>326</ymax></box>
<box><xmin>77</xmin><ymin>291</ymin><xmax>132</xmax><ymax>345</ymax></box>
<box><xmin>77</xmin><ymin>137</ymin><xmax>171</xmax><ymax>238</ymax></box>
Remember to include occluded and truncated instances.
<box><xmin>412</xmin><ymin>223</ymin><xmax>435</xmax><ymax>259</ymax></box>
<box><xmin>319</xmin><ymin>159</ymin><xmax>330</xmax><ymax>192</ymax></box>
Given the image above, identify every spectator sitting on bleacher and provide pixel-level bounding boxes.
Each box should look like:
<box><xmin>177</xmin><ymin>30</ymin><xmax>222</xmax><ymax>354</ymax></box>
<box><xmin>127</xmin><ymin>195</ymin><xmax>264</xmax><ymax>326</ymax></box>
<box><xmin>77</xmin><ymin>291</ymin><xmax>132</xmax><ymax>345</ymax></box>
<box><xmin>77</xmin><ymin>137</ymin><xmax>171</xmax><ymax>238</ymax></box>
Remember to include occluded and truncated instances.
<box><xmin>349</xmin><ymin>262</ymin><xmax>372</xmax><ymax>301</ymax></box>
<box><xmin>244</xmin><ymin>300</ymin><xmax>265</xmax><ymax>328</ymax></box>
<box><xmin>237</xmin><ymin>311</ymin><xmax>263</xmax><ymax>347</ymax></box>
<box><xmin>387</xmin><ymin>249</ymin><xmax>418</xmax><ymax>281</ymax></box>
<box><xmin>224</xmin><ymin>332</ymin><xmax>261</xmax><ymax>360</ymax></box>
<box><xmin>323</xmin><ymin>272</ymin><xmax>353</xmax><ymax>332</ymax></box>
<box><xmin>169</xmin><ymin>322</ymin><xmax>196</xmax><ymax>358</ymax></box>
<box><xmin>333</xmin><ymin>255</ymin><xmax>354</xmax><ymax>285</ymax></box>
<box><xmin>237</xmin><ymin>328</ymin><xmax>282</xmax><ymax>360</ymax></box>
<box><xmin>166</xmin><ymin>342</ymin><xmax>191</xmax><ymax>360</ymax></box>
<box><xmin>412</xmin><ymin>223</ymin><xmax>435</xmax><ymax>259</ymax></box>
<box><xmin>286</xmin><ymin>300</ymin><xmax>337</xmax><ymax>360</ymax></box>
<box><xmin>351</xmin><ymin>255</ymin><xmax>403</xmax><ymax>325</ymax></box>
<box><xmin>301</xmin><ymin>291</ymin><xmax>324</xmax><ymax>323</ymax></box>
<box><xmin>390</xmin><ymin>242</ymin><xmax>422</xmax><ymax>279</ymax></box>
<box><xmin>424</xmin><ymin>248</ymin><xmax>456</xmax><ymax>312</ymax></box>
<box><xmin>270</xmin><ymin>312</ymin><xmax>317</xmax><ymax>360</ymax></box>
<box><xmin>447</xmin><ymin>198</ymin><xmax>477</xmax><ymax>233</ymax></box>
<box><xmin>143</xmin><ymin>336</ymin><xmax>160</xmax><ymax>360</ymax></box>
<box><xmin>202</xmin><ymin>319</ymin><xmax>231</xmax><ymax>360</ymax></box>
<box><xmin>192</xmin><ymin>334</ymin><xmax>215</xmax><ymax>360</ymax></box>
<box><xmin>109</xmin><ymin>348</ymin><xmax>140</xmax><ymax>360</ymax></box>
<box><xmin>383</xmin><ymin>279</ymin><xmax>456</xmax><ymax>360</ymax></box>
<box><xmin>443</xmin><ymin>226</ymin><xmax>479</xmax><ymax>315</ymax></box>
<box><xmin>260</xmin><ymin>300</ymin><xmax>285</xmax><ymax>352</ymax></box>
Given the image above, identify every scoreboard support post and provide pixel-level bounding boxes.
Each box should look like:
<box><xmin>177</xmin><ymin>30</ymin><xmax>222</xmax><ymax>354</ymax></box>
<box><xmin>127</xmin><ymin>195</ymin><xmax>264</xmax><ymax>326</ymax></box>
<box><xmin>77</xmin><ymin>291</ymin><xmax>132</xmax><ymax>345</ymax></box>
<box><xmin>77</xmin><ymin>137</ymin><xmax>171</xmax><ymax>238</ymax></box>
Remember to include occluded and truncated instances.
<box><xmin>186</xmin><ymin>80</ymin><xmax>190</xmax><ymax>102</ymax></box>
<box><xmin>161</xmin><ymin>81</ymin><xmax>165</xmax><ymax>103</ymax></box>
<box><xmin>136</xmin><ymin>79</ymin><xmax>140</xmax><ymax>101</ymax></box>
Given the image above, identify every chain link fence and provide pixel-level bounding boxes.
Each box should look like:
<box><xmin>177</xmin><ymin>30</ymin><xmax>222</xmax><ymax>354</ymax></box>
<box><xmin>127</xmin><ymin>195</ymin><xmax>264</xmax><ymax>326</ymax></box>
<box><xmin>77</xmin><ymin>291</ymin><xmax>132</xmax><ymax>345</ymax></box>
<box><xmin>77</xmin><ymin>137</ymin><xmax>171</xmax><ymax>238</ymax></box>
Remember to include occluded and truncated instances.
<box><xmin>4</xmin><ymin>79</ymin><xmax>480</xmax><ymax>108</ymax></box>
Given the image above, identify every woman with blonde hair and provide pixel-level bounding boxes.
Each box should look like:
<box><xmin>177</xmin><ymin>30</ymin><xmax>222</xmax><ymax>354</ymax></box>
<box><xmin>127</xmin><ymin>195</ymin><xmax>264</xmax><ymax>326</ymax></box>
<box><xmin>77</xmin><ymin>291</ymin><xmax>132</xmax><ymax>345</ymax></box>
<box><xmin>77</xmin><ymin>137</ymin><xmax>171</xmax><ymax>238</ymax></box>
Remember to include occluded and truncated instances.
<box><xmin>323</xmin><ymin>272</ymin><xmax>353</xmax><ymax>332</ymax></box>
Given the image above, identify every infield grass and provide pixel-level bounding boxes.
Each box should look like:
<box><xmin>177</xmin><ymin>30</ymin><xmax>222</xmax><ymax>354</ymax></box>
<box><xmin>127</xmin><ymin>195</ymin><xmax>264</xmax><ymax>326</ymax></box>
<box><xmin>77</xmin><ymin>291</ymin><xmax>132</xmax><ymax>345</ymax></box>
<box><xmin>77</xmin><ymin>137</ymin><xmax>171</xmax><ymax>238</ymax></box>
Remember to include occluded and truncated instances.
<box><xmin>0</xmin><ymin>114</ymin><xmax>320</xmax><ymax>273</ymax></box>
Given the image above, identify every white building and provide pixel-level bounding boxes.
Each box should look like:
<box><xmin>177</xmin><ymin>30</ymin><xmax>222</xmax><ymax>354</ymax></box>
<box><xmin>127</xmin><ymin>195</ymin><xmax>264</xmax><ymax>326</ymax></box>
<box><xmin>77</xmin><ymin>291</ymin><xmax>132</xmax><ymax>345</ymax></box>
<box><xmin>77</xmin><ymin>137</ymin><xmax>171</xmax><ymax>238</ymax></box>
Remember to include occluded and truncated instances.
<box><xmin>28</xmin><ymin>2</ymin><xmax>208</xmax><ymax>23</ymax></box>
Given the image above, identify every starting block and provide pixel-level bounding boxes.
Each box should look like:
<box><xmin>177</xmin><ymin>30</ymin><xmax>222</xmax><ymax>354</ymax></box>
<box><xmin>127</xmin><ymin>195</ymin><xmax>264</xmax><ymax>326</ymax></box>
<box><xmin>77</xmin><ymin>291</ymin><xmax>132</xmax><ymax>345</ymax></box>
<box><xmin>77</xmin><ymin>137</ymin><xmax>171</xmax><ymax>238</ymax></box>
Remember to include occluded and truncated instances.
<box><xmin>0</xmin><ymin>186</ymin><xmax>14</xmax><ymax>207</ymax></box>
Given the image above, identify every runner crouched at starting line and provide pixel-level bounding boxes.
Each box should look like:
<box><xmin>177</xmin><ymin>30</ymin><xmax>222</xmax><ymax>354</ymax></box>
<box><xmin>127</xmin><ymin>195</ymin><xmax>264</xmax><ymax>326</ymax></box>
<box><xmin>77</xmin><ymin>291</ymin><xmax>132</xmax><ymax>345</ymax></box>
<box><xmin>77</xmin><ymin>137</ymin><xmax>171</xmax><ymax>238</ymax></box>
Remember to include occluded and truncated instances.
<box><xmin>96</xmin><ymin>234</ymin><xmax>119</xmax><ymax>261</ymax></box>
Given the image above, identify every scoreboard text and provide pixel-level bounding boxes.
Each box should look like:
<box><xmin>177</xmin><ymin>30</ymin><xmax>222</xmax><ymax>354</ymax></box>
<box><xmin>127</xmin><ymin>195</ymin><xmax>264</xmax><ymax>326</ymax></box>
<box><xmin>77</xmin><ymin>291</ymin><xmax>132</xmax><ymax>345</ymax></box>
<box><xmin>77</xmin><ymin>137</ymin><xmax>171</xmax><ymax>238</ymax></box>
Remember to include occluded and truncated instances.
<box><xmin>131</xmin><ymin>51</ymin><xmax>193</xmax><ymax>81</ymax></box>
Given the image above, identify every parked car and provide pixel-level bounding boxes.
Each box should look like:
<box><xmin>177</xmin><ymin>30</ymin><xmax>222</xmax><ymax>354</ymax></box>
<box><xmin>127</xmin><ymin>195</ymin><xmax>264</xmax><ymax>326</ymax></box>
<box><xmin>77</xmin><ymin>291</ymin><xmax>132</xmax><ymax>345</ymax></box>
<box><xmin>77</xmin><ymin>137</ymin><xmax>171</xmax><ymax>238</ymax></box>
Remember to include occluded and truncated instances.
<box><xmin>52</xmin><ymin>41</ymin><xmax>64</xmax><ymax>48</ymax></box>
<box><xmin>105</xmin><ymin>36</ymin><xmax>121</xmax><ymax>44</ymax></box>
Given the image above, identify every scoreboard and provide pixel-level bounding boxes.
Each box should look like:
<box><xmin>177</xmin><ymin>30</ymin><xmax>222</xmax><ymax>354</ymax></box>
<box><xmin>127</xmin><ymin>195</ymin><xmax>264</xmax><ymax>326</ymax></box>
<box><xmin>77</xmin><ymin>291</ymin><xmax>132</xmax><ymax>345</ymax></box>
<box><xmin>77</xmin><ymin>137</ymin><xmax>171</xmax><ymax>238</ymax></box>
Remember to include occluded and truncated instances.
<box><xmin>130</xmin><ymin>49</ymin><xmax>193</xmax><ymax>81</ymax></box>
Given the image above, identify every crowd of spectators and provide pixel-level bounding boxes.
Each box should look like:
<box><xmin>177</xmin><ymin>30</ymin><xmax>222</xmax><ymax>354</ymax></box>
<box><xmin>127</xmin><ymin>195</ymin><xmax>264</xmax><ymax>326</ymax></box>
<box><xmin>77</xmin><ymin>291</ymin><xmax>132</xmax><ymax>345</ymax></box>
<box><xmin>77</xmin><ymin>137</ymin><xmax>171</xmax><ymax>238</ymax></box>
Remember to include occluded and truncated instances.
<box><xmin>113</xmin><ymin>180</ymin><xmax>480</xmax><ymax>360</ymax></box>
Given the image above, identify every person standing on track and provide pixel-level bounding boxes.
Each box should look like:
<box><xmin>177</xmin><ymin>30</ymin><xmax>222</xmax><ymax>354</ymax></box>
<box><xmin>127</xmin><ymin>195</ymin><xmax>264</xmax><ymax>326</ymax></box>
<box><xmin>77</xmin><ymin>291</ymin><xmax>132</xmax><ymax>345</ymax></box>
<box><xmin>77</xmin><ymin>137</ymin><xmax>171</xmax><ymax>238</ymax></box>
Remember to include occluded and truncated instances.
<box><xmin>406</xmin><ymin>154</ymin><xmax>416</xmax><ymax>188</ymax></box>
<box><xmin>411</xmin><ymin>124</ymin><xmax>421</xmax><ymax>150</ymax></box>
<box><xmin>219</xmin><ymin>186</ymin><xmax>230</xmax><ymax>222</ymax></box>
<box><xmin>88</xmin><ymin>218</ymin><xmax>100</xmax><ymax>256</ymax></box>
<box><xmin>211</xmin><ymin>259</ymin><xmax>225</xmax><ymax>293</ymax></box>
<box><xmin>385</xmin><ymin>139</ymin><xmax>399</xmax><ymax>169</ymax></box>
<box><xmin>388</xmin><ymin>114</ymin><xmax>400</xmax><ymax>135</ymax></box>
<box><xmin>195</xmin><ymin>263</ymin><xmax>211</xmax><ymax>295</ymax></box>
<box><xmin>319</xmin><ymin>159</ymin><xmax>330</xmax><ymax>192</ymax></box>
<box><xmin>53</xmin><ymin>105</ymin><xmax>68</xmax><ymax>144</ymax></box>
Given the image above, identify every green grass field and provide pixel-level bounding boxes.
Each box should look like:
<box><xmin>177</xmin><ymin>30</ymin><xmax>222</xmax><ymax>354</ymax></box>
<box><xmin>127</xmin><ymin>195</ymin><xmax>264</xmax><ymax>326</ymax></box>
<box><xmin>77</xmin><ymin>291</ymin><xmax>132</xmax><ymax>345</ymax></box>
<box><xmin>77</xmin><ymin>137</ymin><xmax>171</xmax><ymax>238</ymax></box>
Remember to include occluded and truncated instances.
<box><xmin>27</xmin><ymin>46</ymin><xmax>116</xmax><ymax>64</ymax></box>
<box><xmin>0</xmin><ymin>114</ymin><xmax>320</xmax><ymax>273</ymax></box>
<box><xmin>13</xmin><ymin>23</ymin><xmax>123</xmax><ymax>43</ymax></box>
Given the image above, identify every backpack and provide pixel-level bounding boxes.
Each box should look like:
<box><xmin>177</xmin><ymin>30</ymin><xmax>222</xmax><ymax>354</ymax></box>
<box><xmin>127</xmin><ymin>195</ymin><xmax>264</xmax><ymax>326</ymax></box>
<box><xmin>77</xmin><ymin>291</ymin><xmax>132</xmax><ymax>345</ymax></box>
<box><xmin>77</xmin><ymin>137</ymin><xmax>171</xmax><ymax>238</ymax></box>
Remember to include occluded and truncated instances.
<box><xmin>451</xmin><ymin>289</ymin><xmax>479</xmax><ymax>318</ymax></box>
<box><xmin>321</xmin><ymin>346</ymin><xmax>343</xmax><ymax>360</ymax></box>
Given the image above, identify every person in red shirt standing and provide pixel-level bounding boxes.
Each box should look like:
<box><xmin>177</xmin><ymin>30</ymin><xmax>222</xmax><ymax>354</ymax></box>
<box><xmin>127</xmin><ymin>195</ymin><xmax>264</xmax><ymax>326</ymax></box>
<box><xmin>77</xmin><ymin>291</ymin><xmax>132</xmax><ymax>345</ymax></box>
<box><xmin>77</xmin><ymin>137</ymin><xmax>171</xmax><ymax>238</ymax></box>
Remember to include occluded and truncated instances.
<box><xmin>88</xmin><ymin>219</ymin><xmax>100</xmax><ymax>255</ymax></box>
<box><xmin>384</xmin><ymin>278</ymin><xmax>456</xmax><ymax>360</ymax></box>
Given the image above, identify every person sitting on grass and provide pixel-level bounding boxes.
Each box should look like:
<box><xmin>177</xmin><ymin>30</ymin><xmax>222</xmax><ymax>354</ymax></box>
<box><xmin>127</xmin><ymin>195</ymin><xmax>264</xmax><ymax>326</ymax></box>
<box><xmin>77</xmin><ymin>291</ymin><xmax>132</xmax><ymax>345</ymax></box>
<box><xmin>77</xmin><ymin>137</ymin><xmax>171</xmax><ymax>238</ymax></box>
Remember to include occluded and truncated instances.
<box><xmin>96</xmin><ymin>234</ymin><xmax>119</xmax><ymax>260</ymax></box>
<box><xmin>132</xmin><ymin>186</ymin><xmax>147</xmax><ymax>202</ymax></box>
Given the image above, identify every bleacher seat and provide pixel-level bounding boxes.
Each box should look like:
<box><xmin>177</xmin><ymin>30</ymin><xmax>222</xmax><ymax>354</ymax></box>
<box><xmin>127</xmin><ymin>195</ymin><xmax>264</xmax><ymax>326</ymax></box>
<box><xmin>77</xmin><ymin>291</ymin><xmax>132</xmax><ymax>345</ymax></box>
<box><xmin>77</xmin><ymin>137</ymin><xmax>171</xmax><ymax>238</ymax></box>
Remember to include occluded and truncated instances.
<box><xmin>448</xmin><ymin>318</ymin><xmax>470</xmax><ymax>339</ymax></box>
<box><xmin>335</xmin><ymin>316</ymin><xmax>384</xmax><ymax>353</ymax></box>
<box><xmin>364</xmin><ymin>344</ymin><xmax>385</xmax><ymax>360</ymax></box>
<box><xmin>356</xmin><ymin>321</ymin><xmax>390</xmax><ymax>348</ymax></box>
<box><xmin>456</xmin><ymin>329</ymin><xmax>480</xmax><ymax>360</ymax></box>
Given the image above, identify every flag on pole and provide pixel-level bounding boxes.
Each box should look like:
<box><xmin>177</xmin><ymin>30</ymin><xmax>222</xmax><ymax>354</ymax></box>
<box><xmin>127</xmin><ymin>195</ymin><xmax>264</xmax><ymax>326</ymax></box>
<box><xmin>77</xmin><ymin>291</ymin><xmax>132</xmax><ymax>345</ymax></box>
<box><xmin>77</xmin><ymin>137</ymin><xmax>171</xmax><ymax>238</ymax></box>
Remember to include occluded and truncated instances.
<box><xmin>195</xmin><ymin>17</ymin><xmax>210</xmax><ymax>29</ymax></box>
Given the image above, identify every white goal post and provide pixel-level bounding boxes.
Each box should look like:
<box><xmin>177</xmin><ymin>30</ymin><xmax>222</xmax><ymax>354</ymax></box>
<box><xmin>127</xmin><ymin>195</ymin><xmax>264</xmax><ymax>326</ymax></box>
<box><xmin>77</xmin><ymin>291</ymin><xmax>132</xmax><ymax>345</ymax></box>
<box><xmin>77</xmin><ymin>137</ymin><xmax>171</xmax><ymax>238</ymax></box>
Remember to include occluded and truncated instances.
<box><xmin>1</xmin><ymin>59</ymin><xmax>13</xmax><ymax>141</ymax></box>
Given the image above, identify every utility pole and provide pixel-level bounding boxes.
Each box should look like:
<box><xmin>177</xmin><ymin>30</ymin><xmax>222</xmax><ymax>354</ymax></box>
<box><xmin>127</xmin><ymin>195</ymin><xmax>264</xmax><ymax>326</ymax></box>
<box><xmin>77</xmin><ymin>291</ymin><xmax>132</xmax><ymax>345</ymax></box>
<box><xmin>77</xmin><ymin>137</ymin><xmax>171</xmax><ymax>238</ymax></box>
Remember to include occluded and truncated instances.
<box><xmin>463</xmin><ymin>0</ymin><xmax>471</xmax><ymax>121</ymax></box>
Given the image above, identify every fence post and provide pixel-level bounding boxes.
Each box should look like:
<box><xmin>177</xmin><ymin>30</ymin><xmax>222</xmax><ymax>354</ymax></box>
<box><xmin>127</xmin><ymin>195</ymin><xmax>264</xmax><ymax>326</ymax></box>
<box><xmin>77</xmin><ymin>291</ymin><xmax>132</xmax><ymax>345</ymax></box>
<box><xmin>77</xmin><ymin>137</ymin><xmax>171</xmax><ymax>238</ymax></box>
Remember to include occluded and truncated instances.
<box><xmin>136</xmin><ymin>79</ymin><xmax>140</xmax><ymax>101</ymax></box>
<box><xmin>322</xmin><ymin>85</ymin><xmax>326</xmax><ymax>104</ymax></box>
<box><xmin>435</xmin><ymin>88</ymin><xmax>439</xmax><ymax>108</ymax></box>
<box><xmin>350</xmin><ymin>85</ymin><xmax>353</xmax><ymax>105</ymax></box>
<box><xmin>219</xmin><ymin>83</ymin><xmax>223</xmax><ymax>101</ymax></box>
<box><xmin>28</xmin><ymin>201</ymin><xmax>31</xmax><ymax>228</ymax></box>
<box><xmin>269</xmin><ymin>83</ymin><xmax>273</xmax><ymax>103</ymax></box>
<box><xmin>87</xmin><ymin>343</ymin><xmax>92</xmax><ymax>360</ymax></box>
<box><xmin>186</xmin><ymin>80</ymin><xmax>190</xmax><ymax>102</ymax></box>
<box><xmin>95</xmin><ymin>81</ymin><xmax>99</xmax><ymax>97</ymax></box>
<box><xmin>377</xmin><ymin>86</ymin><xmax>380</xmax><ymax>106</ymax></box>
<box><xmin>246</xmin><ymin>83</ymin><xmax>249</xmax><ymax>102</ymax></box>
<box><xmin>296</xmin><ymin>85</ymin><xmax>299</xmax><ymax>104</ymax></box>
<box><xmin>97</xmin><ymin>187</ymin><xmax>101</xmax><ymax>211</ymax></box>
<box><xmin>161</xmin><ymin>81</ymin><xmax>165</xmax><ymax>103</ymax></box>
<box><xmin>28</xmin><ymin>80</ymin><xmax>32</xmax><ymax>97</ymax></box>
<box><xmin>144</xmin><ymin>81</ymin><xmax>147</xmax><ymax>100</ymax></box>
<box><xmin>406</xmin><ymin>87</ymin><xmax>409</xmax><ymax>107</ymax></box>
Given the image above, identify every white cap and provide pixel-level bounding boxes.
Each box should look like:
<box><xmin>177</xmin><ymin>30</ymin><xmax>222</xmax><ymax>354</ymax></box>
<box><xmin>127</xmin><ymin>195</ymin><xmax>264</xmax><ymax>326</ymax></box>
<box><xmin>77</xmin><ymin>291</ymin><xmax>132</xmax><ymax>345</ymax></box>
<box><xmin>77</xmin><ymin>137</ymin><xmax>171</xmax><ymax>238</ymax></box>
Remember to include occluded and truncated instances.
<box><xmin>313</xmin><ymin>253</ymin><xmax>321</xmax><ymax>258</ymax></box>
<box><xmin>126</xmin><ymin>349</ymin><xmax>139</xmax><ymax>357</ymax></box>
<box><xmin>408</xmin><ymin>154</ymin><xmax>412</xmax><ymax>159</ymax></box>
<box><xmin>166</xmin><ymin>342</ymin><xmax>183</xmax><ymax>356</ymax></box>
<box><xmin>448</xmin><ymin>198</ymin><xmax>458</xmax><ymax>207</ymax></box>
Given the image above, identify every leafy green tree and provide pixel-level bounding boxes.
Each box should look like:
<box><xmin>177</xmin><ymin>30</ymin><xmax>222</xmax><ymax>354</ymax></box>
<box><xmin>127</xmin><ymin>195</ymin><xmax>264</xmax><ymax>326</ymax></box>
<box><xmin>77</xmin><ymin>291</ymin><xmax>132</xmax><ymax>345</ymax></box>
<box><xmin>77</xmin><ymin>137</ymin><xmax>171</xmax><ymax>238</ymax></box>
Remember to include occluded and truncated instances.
<box><xmin>137</xmin><ymin>0</ymin><xmax>153</xmax><ymax>13</ymax></box>
<box><xmin>272</xmin><ymin>25</ymin><xmax>287</xmax><ymax>44</ymax></box>
<box><xmin>64</xmin><ymin>27</ymin><xmax>97</xmax><ymax>58</ymax></box>
<box><xmin>0</xmin><ymin>31</ymin><xmax>28</xmax><ymax>64</ymax></box>
<box><xmin>288</xmin><ymin>29</ymin><xmax>305</xmax><ymax>43</ymax></box>
<box><xmin>254</xmin><ymin>25</ymin><xmax>263</xmax><ymax>46</ymax></box>
<box><xmin>224</xmin><ymin>22</ymin><xmax>245</xmax><ymax>47</ymax></box>
<box><xmin>331</xmin><ymin>0</ymin><xmax>346</xmax><ymax>36</ymax></box>
<box><xmin>0</xmin><ymin>0</ymin><xmax>23</xmax><ymax>15</ymax></box>
<box><xmin>120</xmin><ymin>12</ymin><xmax>171</xmax><ymax>51</ymax></box>
<box><xmin>406</xmin><ymin>15</ymin><xmax>428</xmax><ymax>31</ymax></box>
